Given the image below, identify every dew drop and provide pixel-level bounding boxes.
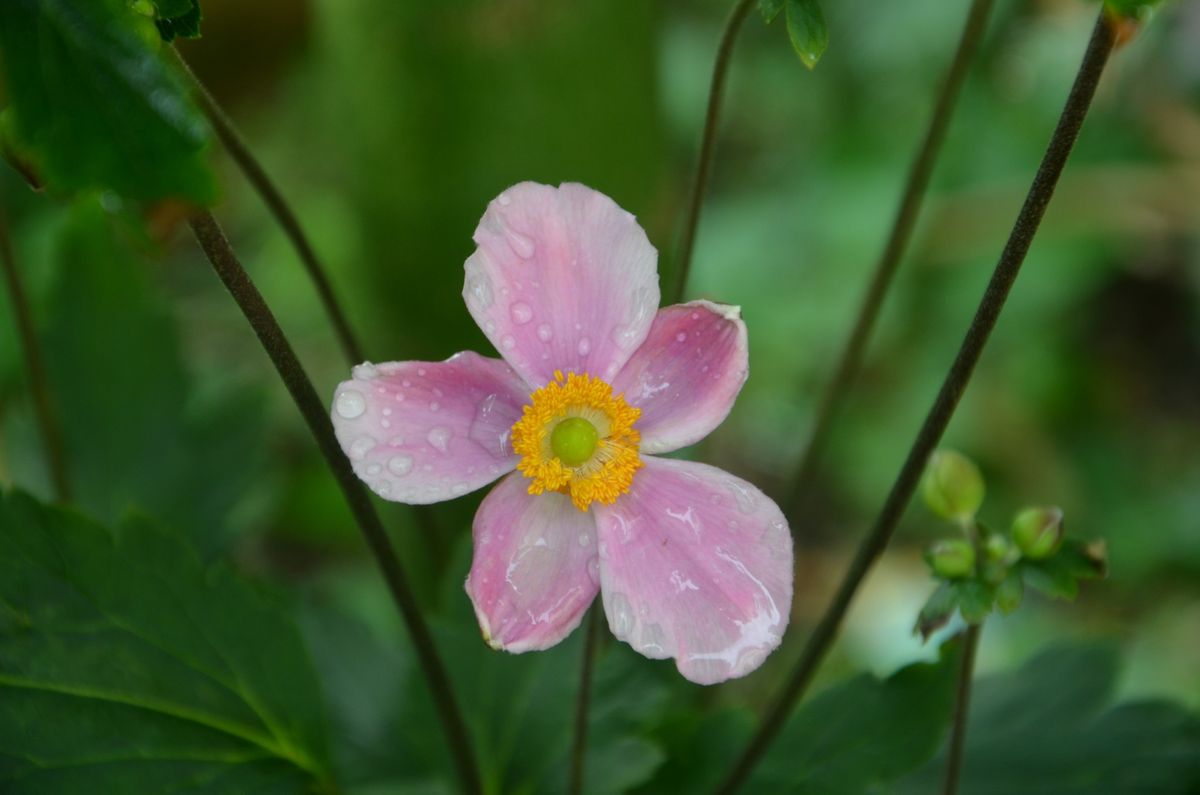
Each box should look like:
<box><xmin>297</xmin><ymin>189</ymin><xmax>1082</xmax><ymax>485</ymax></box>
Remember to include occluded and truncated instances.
<box><xmin>381</xmin><ymin>419</ymin><xmax>391</xmax><ymax>428</ymax></box>
<box><xmin>427</xmin><ymin>426</ymin><xmax>453</xmax><ymax>452</ymax></box>
<box><xmin>349</xmin><ymin>436</ymin><xmax>377</xmax><ymax>459</ymax></box>
<box><xmin>465</xmin><ymin>266</ymin><xmax>494</xmax><ymax>309</ymax></box>
<box><xmin>388</xmin><ymin>454</ymin><xmax>414</xmax><ymax>476</ymax></box>
<box><xmin>418</xmin><ymin>368</ymin><xmax>427</xmax><ymax>376</ymax></box>
<box><xmin>335</xmin><ymin>390</ymin><xmax>366</xmax><ymax>419</ymax></box>
<box><xmin>352</xmin><ymin>362</ymin><xmax>378</xmax><ymax>380</ymax></box>
<box><xmin>587</xmin><ymin>557</ymin><xmax>600</xmax><ymax>585</ymax></box>
<box><xmin>536</xmin><ymin>323</ymin><xmax>553</xmax><ymax>342</ymax></box>
<box><xmin>367</xmin><ymin>463</ymin><xmax>382</xmax><ymax>475</ymax></box>
<box><xmin>382</xmin><ymin>407</ymin><xmax>392</xmax><ymax>416</ymax></box>
<box><xmin>429</xmin><ymin>401</ymin><xmax>440</xmax><ymax>412</ymax></box>
<box><xmin>510</xmin><ymin>301</ymin><xmax>533</xmax><ymax>325</ymax></box>
<box><xmin>402</xmin><ymin>379</ymin><xmax>412</xmax><ymax>388</ymax></box>
<box><xmin>452</xmin><ymin>482</ymin><xmax>469</xmax><ymax>495</ymax></box>
<box><xmin>506</xmin><ymin>228</ymin><xmax>536</xmax><ymax>259</ymax></box>
<box><xmin>608</xmin><ymin>592</ymin><xmax>635</xmax><ymax>637</ymax></box>
<box><xmin>578</xmin><ymin>532</ymin><xmax>590</xmax><ymax>547</ymax></box>
<box><xmin>577</xmin><ymin>337</ymin><xmax>591</xmax><ymax>356</ymax></box>
<box><xmin>498</xmin><ymin>192</ymin><xmax>511</xmax><ymax>206</ymax></box>
<box><xmin>675</xmin><ymin>332</ymin><xmax>687</xmax><ymax>343</ymax></box>
<box><xmin>502</xmin><ymin>335</ymin><xmax>517</xmax><ymax>351</ymax></box>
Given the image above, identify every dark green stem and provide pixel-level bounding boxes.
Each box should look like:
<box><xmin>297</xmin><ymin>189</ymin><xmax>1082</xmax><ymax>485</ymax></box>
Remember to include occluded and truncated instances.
<box><xmin>0</xmin><ymin>207</ymin><xmax>71</xmax><ymax>502</ymax></box>
<box><xmin>786</xmin><ymin>0</ymin><xmax>994</xmax><ymax>521</ymax></box>
<box><xmin>670</xmin><ymin>0</ymin><xmax>755</xmax><ymax>304</ymax></box>
<box><xmin>187</xmin><ymin>212</ymin><xmax>480</xmax><ymax>795</ymax></box>
<box><xmin>173</xmin><ymin>49</ymin><xmax>366</xmax><ymax>366</ymax></box>
<box><xmin>715</xmin><ymin>11</ymin><xmax>1116</xmax><ymax>793</ymax></box>
<box><xmin>568</xmin><ymin>606</ymin><xmax>601</xmax><ymax>795</ymax></box>
<box><xmin>941</xmin><ymin>623</ymin><xmax>982</xmax><ymax>795</ymax></box>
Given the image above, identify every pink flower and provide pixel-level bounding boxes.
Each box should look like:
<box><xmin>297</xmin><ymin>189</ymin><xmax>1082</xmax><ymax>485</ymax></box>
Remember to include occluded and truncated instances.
<box><xmin>331</xmin><ymin>183</ymin><xmax>793</xmax><ymax>684</ymax></box>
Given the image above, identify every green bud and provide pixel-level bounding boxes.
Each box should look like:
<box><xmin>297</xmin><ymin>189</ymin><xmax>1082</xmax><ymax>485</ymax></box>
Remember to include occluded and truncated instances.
<box><xmin>995</xmin><ymin>571</ymin><xmax>1024</xmax><ymax>614</ymax></box>
<box><xmin>926</xmin><ymin>538</ymin><xmax>976</xmax><ymax>579</ymax></box>
<box><xmin>985</xmin><ymin>533</ymin><xmax>1013</xmax><ymax>562</ymax></box>
<box><xmin>981</xmin><ymin>558</ymin><xmax>1008</xmax><ymax>586</ymax></box>
<box><xmin>921</xmin><ymin>450</ymin><xmax>985</xmax><ymax>523</ymax></box>
<box><xmin>1012</xmin><ymin>507</ymin><xmax>1065</xmax><ymax>560</ymax></box>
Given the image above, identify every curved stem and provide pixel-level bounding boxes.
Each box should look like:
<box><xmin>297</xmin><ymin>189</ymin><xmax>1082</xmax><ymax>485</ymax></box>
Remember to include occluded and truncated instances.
<box><xmin>173</xmin><ymin>49</ymin><xmax>367</xmax><ymax>366</ymax></box>
<box><xmin>0</xmin><ymin>207</ymin><xmax>71</xmax><ymax>502</ymax></box>
<box><xmin>941</xmin><ymin>623</ymin><xmax>982</xmax><ymax>795</ymax></box>
<box><xmin>715</xmin><ymin>11</ymin><xmax>1116</xmax><ymax>793</ymax></box>
<box><xmin>187</xmin><ymin>212</ymin><xmax>480</xmax><ymax>795</ymax></box>
<box><xmin>786</xmin><ymin>0</ymin><xmax>994</xmax><ymax>520</ymax></box>
<box><xmin>670</xmin><ymin>0</ymin><xmax>755</xmax><ymax>304</ymax></box>
<box><xmin>568</xmin><ymin>606</ymin><xmax>600</xmax><ymax>795</ymax></box>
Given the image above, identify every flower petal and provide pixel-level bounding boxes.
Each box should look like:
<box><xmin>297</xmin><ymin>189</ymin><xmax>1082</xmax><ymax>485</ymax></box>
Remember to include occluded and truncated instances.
<box><xmin>463</xmin><ymin>182</ymin><xmax>660</xmax><ymax>387</ymax></box>
<box><xmin>593</xmin><ymin>457</ymin><xmax>793</xmax><ymax>685</ymax></box>
<box><xmin>465</xmin><ymin>473</ymin><xmax>600</xmax><ymax>652</ymax></box>
<box><xmin>612</xmin><ymin>300</ymin><xmax>749</xmax><ymax>454</ymax></box>
<box><xmin>331</xmin><ymin>352</ymin><xmax>529</xmax><ymax>504</ymax></box>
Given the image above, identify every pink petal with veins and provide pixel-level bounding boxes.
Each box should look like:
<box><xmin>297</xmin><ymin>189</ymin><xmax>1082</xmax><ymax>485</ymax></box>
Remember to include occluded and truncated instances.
<box><xmin>463</xmin><ymin>182</ymin><xmax>660</xmax><ymax>387</ymax></box>
<box><xmin>331</xmin><ymin>352</ymin><xmax>529</xmax><ymax>504</ymax></box>
<box><xmin>612</xmin><ymin>300</ymin><xmax>749</xmax><ymax>454</ymax></box>
<box><xmin>593</xmin><ymin>456</ymin><xmax>793</xmax><ymax>684</ymax></box>
<box><xmin>465</xmin><ymin>474</ymin><xmax>600</xmax><ymax>652</ymax></box>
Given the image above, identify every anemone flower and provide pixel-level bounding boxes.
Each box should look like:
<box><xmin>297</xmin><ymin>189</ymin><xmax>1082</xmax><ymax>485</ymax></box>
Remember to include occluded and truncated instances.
<box><xmin>331</xmin><ymin>182</ymin><xmax>792</xmax><ymax>684</ymax></box>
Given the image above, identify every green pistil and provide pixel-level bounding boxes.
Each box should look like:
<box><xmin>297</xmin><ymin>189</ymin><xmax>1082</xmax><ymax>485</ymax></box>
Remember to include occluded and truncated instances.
<box><xmin>551</xmin><ymin>417</ymin><xmax>598</xmax><ymax>467</ymax></box>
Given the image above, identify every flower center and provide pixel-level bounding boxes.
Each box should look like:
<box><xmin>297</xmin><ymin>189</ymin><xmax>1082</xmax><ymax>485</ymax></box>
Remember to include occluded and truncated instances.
<box><xmin>550</xmin><ymin>417</ymin><xmax>598</xmax><ymax>466</ymax></box>
<box><xmin>511</xmin><ymin>370</ymin><xmax>642</xmax><ymax>511</ymax></box>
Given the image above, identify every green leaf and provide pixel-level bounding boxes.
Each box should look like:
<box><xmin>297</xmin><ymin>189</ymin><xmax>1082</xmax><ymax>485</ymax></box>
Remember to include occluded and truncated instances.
<box><xmin>2</xmin><ymin>201</ymin><xmax>267</xmax><ymax>558</ymax></box>
<box><xmin>785</xmin><ymin>0</ymin><xmax>828</xmax><ymax>69</ymax></box>
<box><xmin>752</xmin><ymin>640</ymin><xmax>963</xmax><ymax>792</ymax></box>
<box><xmin>893</xmin><ymin>645</ymin><xmax>1200</xmax><ymax>794</ymax></box>
<box><xmin>759</xmin><ymin>0</ymin><xmax>786</xmax><ymax>24</ymax></box>
<box><xmin>0</xmin><ymin>489</ymin><xmax>335</xmax><ymax>793</ymax></box>
<box><xmin>0</xmin><ymin>0</ymin><xmax>215</xmax><ymax>203</ymax></box>
<box><xmin>1018</xmin><ymin>539</ymin><xmax>1104</xmax><ymax>602</ymax></box>
<box><xmin>1102</xmin><ymin>0</ymin><xmax>1164</xmax><ymax>21</ymax></box>
<box><xmin>915</xmin><ymin>581</ymin><xmax>958</xmax><ymax>640</ymax></box>
<box><xmin>955</xmin><ymin>580</ymin><xmax>994</xmax><ymax>623</ymax></box>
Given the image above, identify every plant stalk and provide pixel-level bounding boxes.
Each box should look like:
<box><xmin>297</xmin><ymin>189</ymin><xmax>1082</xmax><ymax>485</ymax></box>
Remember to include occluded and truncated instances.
<box><xmin>941</xmin><ymin>623</ymin><xmax>982</xmax><ymax>795</ymax></box>
<box><xmin>670</xmin><ymin>0</ymin><xmax>755</xmax><ymax>303</ymax></box>
<box><xmin>187</xmin><ymin>211</ymin><xmax>480</xmax><ymax>795</ymax></box>
<box><xmin>568</xmin><ymin>606</ymin><xmax>601</xmax><ymax>795</ymax></box>
<box><xmin>715</xmin><ymin>11</ymin><xmax>1116</xmax><ymax>793</ymax></box>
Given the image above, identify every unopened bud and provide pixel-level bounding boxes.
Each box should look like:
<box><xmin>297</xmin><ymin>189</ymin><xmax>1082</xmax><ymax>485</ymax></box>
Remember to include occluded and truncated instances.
<box><xmin>1012</xmin><ymin>507</ymin><xmax>1065</xmax><ymax>560</ymax></box>
<box><xmin>926</xmin><ymin>538</ymin><xmax>976</xmax><ymax>579</ymax></box>
<box><xmin>985</xmin><ymin>533</ymin><xmax>1014</xmax><ymax>562</ymax></box>
<box><xmin>921</xmin><ymin>450</ymin><xmax>985</xmax><ymax>523</ymax></box>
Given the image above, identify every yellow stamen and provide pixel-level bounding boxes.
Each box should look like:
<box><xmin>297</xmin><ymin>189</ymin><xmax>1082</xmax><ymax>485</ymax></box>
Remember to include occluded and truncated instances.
<box><xmin>511</xmin><ymin>370</ymin><xmax>642</xmax><ymax>511</ymax></box>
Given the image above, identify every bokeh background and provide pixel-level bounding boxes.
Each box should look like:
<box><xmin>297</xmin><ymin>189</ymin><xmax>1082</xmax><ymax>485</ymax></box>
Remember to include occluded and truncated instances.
<box><xmin>2</xmin><ymin>0</ymin><xmax>1198</xmax><ymax>791</ymax></box>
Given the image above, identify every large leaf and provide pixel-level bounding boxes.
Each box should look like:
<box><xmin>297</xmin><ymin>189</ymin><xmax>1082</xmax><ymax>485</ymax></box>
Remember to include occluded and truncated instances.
<box><xmin>634</xmin><ymin>641</ymin><xmax>962</xmax><ymax>793</ymax></box>
<box><xmin>893</xmin><ymin>645</ymin><xmax>1200</xmax><ymax>794</ymax></box>
<box><xmin>2</xmin><ymin>200</ymin><xmax>266</xmax><ymax>558</ymax></box>
<box><xmin>0</xmin><ymin>0</ymin><xmax>214</xmax><ymax>203</ymax></box>
<box><xmin>0</xmin><ymin>489</ymin><xmax>335</xmax><ymax>793</ymax></box>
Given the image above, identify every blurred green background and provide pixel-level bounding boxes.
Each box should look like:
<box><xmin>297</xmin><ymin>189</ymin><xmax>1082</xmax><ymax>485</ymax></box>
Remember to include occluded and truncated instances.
<box><xmin>2</xmin><ymin>0</ymin><xmax>1198</xmax><ymax>792</ymax></box>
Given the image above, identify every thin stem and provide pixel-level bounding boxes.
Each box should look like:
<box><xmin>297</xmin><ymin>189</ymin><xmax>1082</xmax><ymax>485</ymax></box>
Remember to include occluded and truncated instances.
<box><xmin>786</xmin><ymin>0</ymin><xmax>994</xmax><ymax>520</ymax></box>
<box><xmin>670</xmin><ymin>0</ymin><xmax>755</xmax><ymax>304</ymax></box>
<box><xmin>568</xmin><ymin>606</ymin><xmax>600</xmax><ymax>795</ymax></box>
<box><xmin>173</xmin><ymin>49</ymin><xmax>366</xmax><ymax>366</ymax></box>
<box><xmin>715</xmin><ymin>12</ymin><xmax>1116</xmax><ymax>794</ymax></box>
<box><xmin>187</xmin><ymin>212</ymin><xmax>480</xmax><ymax>795</ymax></box>
<box><xmin>0</xmin><ymin>207</ymin><xmax>71</xmax><ymax>501</ymax></box>
<box><xmin>941</xmin><ymin>623</ymin><xmax>982</xmax><ymax>795</ymax></box>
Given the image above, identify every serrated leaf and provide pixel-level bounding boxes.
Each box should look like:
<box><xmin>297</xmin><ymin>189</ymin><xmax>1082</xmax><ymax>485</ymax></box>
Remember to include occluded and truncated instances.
<box><xmin>893</xmin><ymin>645</ymin><xmax>1200</xmax><ymax>794</ymax></box>
<box><xmin>0</xmin><ymin>0</ymin><xmax>215</xmax><ymax>203</ymax></box>
<box><xmin>759</xmin><ymin>0</ymin><xmax>786</xmax><ymax>23</ymax></box>
<box><xmin>0</xmin><ymin>489</ymin><xmax>335</xmax><ymax>793</ymax></box>
<box><xmin>785</xmin><ymin>0</ymin><xmax>827</xmax><ymax>69</ymax></box>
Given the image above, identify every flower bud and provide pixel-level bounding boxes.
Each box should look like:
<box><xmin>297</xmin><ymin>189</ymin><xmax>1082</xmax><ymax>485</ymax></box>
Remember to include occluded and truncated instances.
<box><xmin>1012</xmin><ymin>507</ymin><xmax>1065</xmax><ymax>560</ymax></box>
<box><xmin>926</xmin><ymin>538</ymin><xmax>976</xmax><ymax>579</ymax></box>
<box><xmin>985</xmin><ymin>533</ymin><xmax>1013</xmax><ymax>562</ymax></box>
<box><xmin>920</xmin><ymin>450</ymin><xmax>985</xmax><ymax>523</ymax></box>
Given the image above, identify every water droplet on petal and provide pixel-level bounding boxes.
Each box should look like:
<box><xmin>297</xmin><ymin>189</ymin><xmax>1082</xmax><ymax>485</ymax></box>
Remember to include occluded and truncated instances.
<box><xmin>367</xmin><ymin>463</ymin><xmax>382</xmax><ymax>475</ymax></box>
<box><xmin>502</xmin><ymin>335</ymin><xmax>517</xmax><ymax>351</ymax></box>
<box><xmin>510</xmin><ymin>302</ymin><xmax>533</xmax><ymax>325</ymax></box>
<box><xmin>335</xmin><ymin>389</ymin><xmax>366</xmax><ymax>419</ymax></box>
<box><xmin>465</xmin><ymin>264</ymin><xmax>494</xmax><ymax>309</ymax></box>
<box><xmin>579</xmin><ymin>532</ymin><xmax>590</xmax><ymax>546</ymax></box>
<box><xmin>506</xmin><ymin>228</ymin><xmax>536</xmax><ymax>259</ymax></box>
<box><xmin>352</xmin><ymin>362</ymin><xmax>378</xmax><ymax>380</ymax></box>
<box><xmin>452</xmin><ymin>482</ymin><xmax>469</xmax><ymax>495</ymax></box>
<box><xmin>587</xmin><ymin>558</ymin><xmax>600</xmax><ymax>585</ymax></box>
<box><xmin>427</xmin><ymin>426</ymin><xmax>452</xmax><ymax>452</ymax></box>
<box><xmin>388</xmin><ymin>454</ymin><xmax>414</xmax><ymax>476</ymax></box>
<box><xmin>417</xmin><ymin>368</ymin><xmax>427</xmax><ymax>376</ymax></box>
<box><xmin>577</xmin><ymin>337</ymin><xmax>591</xmax><ymax>356</ymax></box>
<box><xmin>675</xmin><ymin>332</ymin><xmax>687</xmax><ymax>343</ymax></box>
<box><xmin>608</xmin><ymin>592</ymin><xmax>635</xmax><ymax>637</ymax></box>
<box><xmin>429</xmin><ymin>402</ymin><xmax>440</xmax><ymax>412</ymax></box>
<box><xmin>382</xmin><ymin>407</ymin><xmax>392</xmax><ymax>416</ymax></box>
<box><xmin>498</xmin><ymin>192</ymin><xmax>511</xmax><ymax>206</ymax></box>
<box><xmin>536</xmin><ymin>323</ymin><xmax>553</xmax><ymax>342</ymax></box>
<box><xmin>349</xmin><ymin>436</ymin><xmax>377</xmax><ymax>459</ymax></box>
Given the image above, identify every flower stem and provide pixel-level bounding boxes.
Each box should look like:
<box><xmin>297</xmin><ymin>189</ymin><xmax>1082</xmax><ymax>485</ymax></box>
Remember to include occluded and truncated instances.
<box><xmin>187</xmin><ymin>211</ymin><xmax>480</xmax><ymax>795</ymax></box>
<box><xmin>715</xmin><ymin>11</ymin><xmax>1116</xmax><ymax>793</ymax></box>
<box><xmin>941</xmin><ymin>623</ymin><xmax>982</xmax><ymax>795</ymax></box>
<box><xmin>670</xmin><ymin>0</ymin><xmax>755</xmax><ymax>304</ymax></box>
<box><xmin>0</xmin><ymin>207</ymin><xmax>71</xmax><ymax>502</ymax></box>
<box><xmin>785</xmin><ymin>0</ymin><xmax>994</xmax><ymax>520</ymax></box>
<box><xmin>568</xmin><ymin>606</ymin><xmax>600</xmax><ymax>795</ymax></box>
<box><xmin>173</xmin><ymin>49</ymin><xmax>367</xmax><ymax>366</ymax></box>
